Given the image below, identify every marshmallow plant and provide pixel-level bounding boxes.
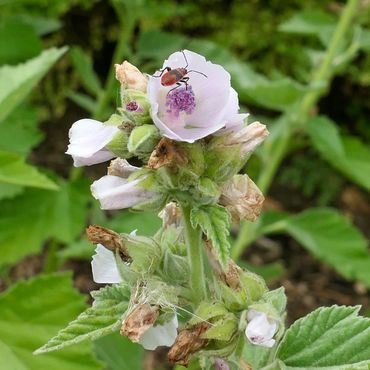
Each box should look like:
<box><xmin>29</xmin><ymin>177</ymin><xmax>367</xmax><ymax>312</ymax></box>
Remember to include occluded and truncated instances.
<box><xmin>36</xmin><ymin>51</ymin><xmax>370</xmax><ymax>370</ymax></box>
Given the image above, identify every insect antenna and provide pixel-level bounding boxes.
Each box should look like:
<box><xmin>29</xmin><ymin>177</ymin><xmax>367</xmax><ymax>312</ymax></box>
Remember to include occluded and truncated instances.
<box><xmin>181</xmin><ymin>50</ymin><xmax>189</xmax><ymax>69</ymax></box>
<box><xmin>187</xmin><ymin>70</ymin><xmax>208</xmax><ymax>78</ymax></box>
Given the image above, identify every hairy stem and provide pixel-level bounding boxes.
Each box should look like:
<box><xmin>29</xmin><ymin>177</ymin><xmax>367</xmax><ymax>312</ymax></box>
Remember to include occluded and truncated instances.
<box><xmin>181</xmin><ymin>205</ymin><xmax>207</xmax><ymax>306</ymax></box>
<box><xmin>93</xmin><ymin>4</ymin><xmax>136</xmax><ymax>120</ymax></box>
<box><xmin>232</xmin><ymin>0</ymin><xmax>360</xmax><ymax>260</ymax></box>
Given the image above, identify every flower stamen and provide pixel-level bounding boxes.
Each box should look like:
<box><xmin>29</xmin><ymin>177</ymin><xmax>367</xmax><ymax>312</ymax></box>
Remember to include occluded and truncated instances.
<box><xmin>165</xmin><ymin>86</ymin><xmax>196</xmax><ymax>117</ymax></box>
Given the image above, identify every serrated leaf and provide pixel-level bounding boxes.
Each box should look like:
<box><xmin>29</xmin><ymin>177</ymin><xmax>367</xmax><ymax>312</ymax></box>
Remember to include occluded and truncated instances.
<box><xmin>277</xmin><ymin>305</ymin><xmax>370</xmax><ymax>369</ymax></box>
<box><xmin>0</xmin><ymin>47</ymin><xmax>67</xmax><ymax>122</ymax></box>
<box><xmin>191</xmin><ymin>205</ymin><xmax>231</xmax><ymax>269</ymax></box>
<box><xmin>35</xmin><ymin>284</ymin><xmax>131</xmax><ymax>354</ymax></box>
<box><xmin>0</xmin><ymin>178</ymin><xmax>90</xmax><ymax>267</ymax></box>
<box><xmin>307</xmin><ymin>116</ymin><xmax>370</xmax><ymax>191</ymax></box>
<box><xmin>0</xmin><ymin>150</ymin><xmax>58</xmax><ymax>190</ymax></box>
<box><xmin>282</xmin><ymin>208</ymin><xmax>370</xmax><ymax>288</ymax></box>
<box><xmin>93</xmin><ymin>332</ymin><xmax>144</xmax><ymax>370</ymax></box>
<box><xmin>70</xmin><ymin>47</ymin><xmax>102</xmax><ymax>96</ymax></box>
<box><xmin>0</xmin><ymin>104</ymin><xmax>43</xmax><ymax>155</ymax></box>
<box><xmin>0</xmin><ymin>273</ymin><xmax>101</xmax><ymax>370</ymax></box>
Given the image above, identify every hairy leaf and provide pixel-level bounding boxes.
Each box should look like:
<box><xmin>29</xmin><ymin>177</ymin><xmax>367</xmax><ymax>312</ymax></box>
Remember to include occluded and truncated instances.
<box><xmin>0</xmin><ymin>150</ymin><xmax>58</xmax><ymax>190</ymax></box>
<box><xmin>277</xmin><ymin>306</ymin><xmax>370</xmax><ymax>368</ymax></box>
<box><xmin>0</xmin><ymin>47</ymin><xmax>67</xmax><ymax>122</ymax></box>
<box><xmin>191</xmin><ymin>205</ymin><xmax>231</xmax><ymax>269</ymax></box>
<box><xmin>0</xmin><ymin>178</ymin><xmax>90</xmax><ymax>267</ymax></box>
<box><xmin>0</xmin><ymin>273</ymin><xmax>101</xmax><ymax>370</ymax></box>
<box><xmin>93</xmin><ymin>332</ymin><xmax>144</xmax><ymax>370</ymax></box>
<box><xmin>35</xmin><ymin>284</ymin><xmax>131</xmax><ymax>354</ymax></box>
<box><xmin>283</xmin><ymin>208</ymin><xmax>370</xmax><ymax>288</ymax></box>
<box><xmin>0</xmin><ymin>105</ymin><xmax>43</xmax><ymax>155</ymax></box>
<box><xmin>307</xmin><ymin>116</ymin><xmax>370</xmax><ymax>191</ymax></box>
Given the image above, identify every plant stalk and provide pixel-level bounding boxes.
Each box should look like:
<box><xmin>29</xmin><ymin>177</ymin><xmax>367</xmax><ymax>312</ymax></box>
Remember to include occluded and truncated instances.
<box><xmin>181</xmin><ymin>205</ymin><xmax>207</xmax><ymax>306</ymax></box>
<box><xmin>232</xmin><ymin>0</ymin><xmax>360</xmax><ymax>260</ymax></box>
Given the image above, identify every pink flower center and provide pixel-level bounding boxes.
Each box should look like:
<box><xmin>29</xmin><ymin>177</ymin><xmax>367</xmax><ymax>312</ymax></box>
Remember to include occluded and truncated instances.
<box><xmin>126</xmin><ymin>100</ymin><xmax>140</xmax><ymax>112</ymax></box>
<box><xmin>165</xmin><ymin>86</ymin><xmax>196</xmax><ymax>117</ymax></box>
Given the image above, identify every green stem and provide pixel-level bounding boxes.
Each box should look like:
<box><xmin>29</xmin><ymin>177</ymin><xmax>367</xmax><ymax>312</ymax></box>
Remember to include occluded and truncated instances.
<box><xmin>43</xmin><ymin>240</ymin><xmax>61</xmax><ymax>273</ymax></box>
<box><xmin>93</xmin><ymin>3</ymin><xmax>136</xmax><ymax>120</ymax></box>
<box><xmin>181</xmin><ymin>205</ymin><xmax>207</xmax><ymax>306</ymax></box>
<box><xmin>232</xmin><ymin>0</ymin><xmax>359</xmax><ymax>261</ymax></box>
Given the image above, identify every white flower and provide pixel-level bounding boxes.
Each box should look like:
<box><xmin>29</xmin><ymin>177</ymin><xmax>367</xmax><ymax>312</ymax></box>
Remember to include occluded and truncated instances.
<box><xmin>91</xmin><ymin>244</ymin><xmax>122</xmax><ymax>284</ymax></box>
<box><xmin>148</xmin><ymin>50</ymin><xmax>247</xmax><ymax>143</ymax></box>
<box><xmin>139</xmin><ymin>315</ymin><xmax>178</xmax><ymax>350</ymax></box>
<box><xmin>245</xmin><ymin>310</ymin><xmax>277</xmax><ymax>348</ymax></box>
<box><xmin>91</xmin><ymin>175</ymin><xmax>155</xmax><ymax>210</ymax></box>
<box><xmin>66</xmin><ymin>119</ymin><xmax>119</xmax><ymax>167</ymax></box>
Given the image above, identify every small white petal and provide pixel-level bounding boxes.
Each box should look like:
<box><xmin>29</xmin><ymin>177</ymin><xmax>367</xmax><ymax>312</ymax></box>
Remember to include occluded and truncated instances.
<box><xmin>245</xmin><ymin>311</ymin><xmax>278</xmax><ymax>348</ymax></box>
<box><xmin>91</xmin><ymin>175</ymin><xmax>153</xmax><ymax>210</ymax></box>
<box><xmin>139</xmin><ymin>315</ymin><xmax>178</xmax><ymax>350</ymax></box>
<box><xmin>66</xmin><ymin>119</ymin><xmax>119</xmax><ymax>166</ymax></box>
<box><xmin>91</xmin><ymin>244</ymin><xmax>122</xmax><ymax>284</ymax></box>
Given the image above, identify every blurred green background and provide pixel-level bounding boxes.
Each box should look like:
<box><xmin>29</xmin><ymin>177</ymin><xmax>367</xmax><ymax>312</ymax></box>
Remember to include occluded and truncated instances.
<box><xmin>0</xmin><ymin>0</ymin><xmax>369</xmax><ymax>369</ymax></box>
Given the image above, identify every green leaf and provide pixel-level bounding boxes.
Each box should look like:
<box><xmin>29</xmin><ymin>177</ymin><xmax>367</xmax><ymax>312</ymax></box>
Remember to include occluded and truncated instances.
<box><xmin>0</xmin><ymin>19</ymin><xmax>42</xmax><ymax>65</ymax></box>
<box><xmin>70</xmin><ymin>47</ymin><xmax>102</xmax><ymax>97</ymax></box>
<box><xmin>0</xmin><ymin>150</ymin><xmax>58</xmax><ymax>190</ymax></box>
<box><xmin>0</xmin><ymin>273</ymin><xmax>101</xmax><ymax>370</ymax></box>
<box><xmin>0</xmin><ymin>183</ymin><xmax>23</xmax><ymax>200</ymax></box>
<box><xmin>107</xmin><ymin>211</ymin><xmax>161</xmax><ymax>236</ymax></box>
<box><xmin>277</xmin><ymin>305</ymin><xmax>370</xmax><ymax>369</ymax></box>
<box><xmin>0</xmin><ymin>178</ymin><xmax>91</xmax><ymax>267</ymax></box>
<box><xmin>68</xmin><ymin>91</ymin><xmax>96</xmax><ymax>112</ymax></box>
<box><xmin>282</xmin><ymin>208</ymin><xmax>370</xmax><ymax>288</ymax></box>
<box><xmin>307</xmin><ymin>116</ymin><xmax>370</xmax><ymax>191</ymax></box>
<box><xmin>93</xmin><ymin>332</ymin><xmax>144</xmax><ymax>370</ymax></box>
<box><xmin>11</xmin><ymin>14</ymin><xmax>62</xmax><ymax>36</ymax></box>
<box><xmin>0</xmin><ymin>47</ymin><xmax>67</xmax><ymax>122</ymax></box>
<box><xmin>35</xmin><ymin>284</ymin><xmax>131</xmax><ymax>353</ymax></box>
<box><xmin>191</xmin><ymin>205</ymin><xmax>231</xmax><ymax>269</ymax></box>
<box><xmin>0</xmin><ymin>105</ymin><xmax>43</xmax><ymax>155</ymax></box>
<box><xmin>279</xmin><ymin>10</ymin><xmax>336</xmax><ymax>46</ymax></box>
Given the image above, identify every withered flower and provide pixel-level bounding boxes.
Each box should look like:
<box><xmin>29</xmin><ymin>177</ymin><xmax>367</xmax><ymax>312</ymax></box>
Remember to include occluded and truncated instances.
<box><xmin>219</xmin><ymin>174</ymin><xmax>264</xmax><ymax>223</ymax></box>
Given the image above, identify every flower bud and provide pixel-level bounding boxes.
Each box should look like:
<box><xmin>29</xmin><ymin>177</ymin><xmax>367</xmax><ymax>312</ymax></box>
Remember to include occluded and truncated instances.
<box><xmin>120</xmin><ymin>89</ymin><xmax>151</xmax><ymax>125</ymax></box>
<box><xmin>245</xmin><ymin>310</ymin><xmax>278</xmax><ymax>348</ymax></box>
<box><xmin>128</xmin><ymin>124</ymin><xmax>160</xmax><ymax>159</ymax></box>
<box><xmin>219</xmin><ymin>174</ymin><xmax>264</xmax><ymax>223</ymax></box>
<box><xmin>115</xmin><ymin>61</ymin><xmax>148</xmax><ymax>92</ymax></box>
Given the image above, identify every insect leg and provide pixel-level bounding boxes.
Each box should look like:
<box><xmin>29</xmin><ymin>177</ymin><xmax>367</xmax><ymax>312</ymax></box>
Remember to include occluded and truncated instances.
<box><xmin>181</xmin><ymin>77</ymin><xmax>189</xmax><ymax>90</ymax></box>
<box><xmin>152</xmin><ymin>66</ymin><xmax>171</xmax><ymax>78</ymax></box>
<box><xmin>167</xmin><ymin>82</ymin><xmax>182</xmax><ymax>96</ymax></box>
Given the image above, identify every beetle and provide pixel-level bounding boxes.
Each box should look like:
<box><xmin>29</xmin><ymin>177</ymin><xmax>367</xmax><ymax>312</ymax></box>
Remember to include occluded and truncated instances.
<box><xmin>153</xmin><ymin>50</ymin><xmax>207</xmax><ymax>94</ymax></box>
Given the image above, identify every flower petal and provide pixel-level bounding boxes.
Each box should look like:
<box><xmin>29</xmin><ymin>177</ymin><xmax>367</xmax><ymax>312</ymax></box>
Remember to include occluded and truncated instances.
<box><xmin>91</xmin><ymin>244</ymin><xmax>122</xmax><ymax>284</ymax></box>
<box><xmin>66</xmin><ymin>119</ymin><xmax>119</xmax><ymax>166</ymax></box>
<box><xmin>245</xmin><ymin>311</ymin><xmax>278</xmax><ymax>348</ymax></box>
<box><xmin>91</xmin><ymin>175</ymin><xmax>154</xmax><ymax>210</ymax></box>
<box><xmin>148</xmin><ymin>50</ymin><xmax>234</xmax><ymax>142</ymax></box>
<box><xmin>139</xmin><ymin>315</ymin><xmax>178</xmax><ymax>350</ymax></box>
